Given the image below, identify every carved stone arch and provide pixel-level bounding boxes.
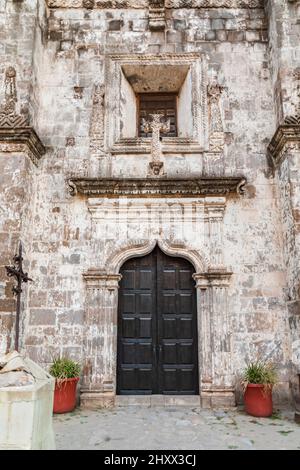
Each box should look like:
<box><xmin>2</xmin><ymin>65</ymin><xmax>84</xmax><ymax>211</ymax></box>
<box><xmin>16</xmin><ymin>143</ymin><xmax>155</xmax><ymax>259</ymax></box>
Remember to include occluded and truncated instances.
<box><xmin>105</xmin><ymin>238</ymin><xmax>209</xmax><ymax>274</ymax></box>
<box><xmin>106</xmin><ymin>239</ymin><xmax>157</xmax><ymax>273</ymax></box>
<box><xmin>157</xmin><ymin>239</ymin><xmax>209</xmax><ymax>273</ymax></box>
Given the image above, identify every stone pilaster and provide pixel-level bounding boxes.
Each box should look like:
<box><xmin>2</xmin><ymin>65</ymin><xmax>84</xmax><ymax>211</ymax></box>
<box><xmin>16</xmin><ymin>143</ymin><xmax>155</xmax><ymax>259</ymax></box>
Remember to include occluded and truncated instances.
<box><xmin>81</xmin><ymin>271</ymin><xmax>122</xmax><ymax>408</ymax></box>
<box><xmin>205</xmin><ymin>197</ymin><xmax>226</xmax><ymax>269</ymax></box>
<box><xmin>194</xmin><ymin>270</ymin><xmax>235</xmax><ymax>408</ymax></box>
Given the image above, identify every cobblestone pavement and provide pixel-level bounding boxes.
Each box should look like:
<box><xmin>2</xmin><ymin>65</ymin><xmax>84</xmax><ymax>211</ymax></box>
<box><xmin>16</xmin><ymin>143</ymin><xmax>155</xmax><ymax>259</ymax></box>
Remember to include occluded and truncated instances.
<box><xmin>53</xmin><ymin>406</ymin><xmax>300</xmax><ymax>450</ymax></box>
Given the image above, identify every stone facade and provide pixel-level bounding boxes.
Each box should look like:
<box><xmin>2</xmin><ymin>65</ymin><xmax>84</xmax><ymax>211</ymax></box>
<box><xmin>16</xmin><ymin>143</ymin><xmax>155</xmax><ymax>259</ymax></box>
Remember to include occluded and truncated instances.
<box><xmin>0</xmin><ymin>0</ymin><xmax>299</xmax><ymax>408</ymax></box>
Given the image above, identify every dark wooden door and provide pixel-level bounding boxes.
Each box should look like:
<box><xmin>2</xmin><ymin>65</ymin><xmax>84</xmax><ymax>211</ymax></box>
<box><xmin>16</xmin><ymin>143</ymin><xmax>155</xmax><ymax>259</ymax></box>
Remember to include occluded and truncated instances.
<box><xmin>117</xmin><ymin>246</ymin><xmax>199</xmax><ymax>395</ymax></box>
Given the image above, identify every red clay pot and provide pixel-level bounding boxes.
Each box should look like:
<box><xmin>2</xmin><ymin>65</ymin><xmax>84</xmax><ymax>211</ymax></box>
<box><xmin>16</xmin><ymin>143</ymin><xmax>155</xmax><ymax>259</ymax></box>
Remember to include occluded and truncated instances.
<box><xmin>53</xmin><ymin>377</ymin><xmax>79</xmax><ymax>414</ymax></box>
<box><xmin>244</xmin><ymin>384</ymin><xmax>273</xmax><ymax>417</ymax></box>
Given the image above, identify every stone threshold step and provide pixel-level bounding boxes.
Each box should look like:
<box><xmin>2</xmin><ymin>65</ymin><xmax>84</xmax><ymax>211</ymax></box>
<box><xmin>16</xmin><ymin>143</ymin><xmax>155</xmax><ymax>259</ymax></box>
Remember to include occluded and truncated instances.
<box><xmin>116</xmin><ymin>395</ymin><xmax>201</xmax><ymax>407</ymax></box>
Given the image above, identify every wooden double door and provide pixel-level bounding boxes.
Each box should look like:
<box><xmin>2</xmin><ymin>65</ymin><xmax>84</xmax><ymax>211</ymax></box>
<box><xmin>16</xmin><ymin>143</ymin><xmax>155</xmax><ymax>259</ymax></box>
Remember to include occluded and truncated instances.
<box><xmin>117</xmin><ymin>246</ymin><xmax>199</xmax><ymax>395</ymax></box>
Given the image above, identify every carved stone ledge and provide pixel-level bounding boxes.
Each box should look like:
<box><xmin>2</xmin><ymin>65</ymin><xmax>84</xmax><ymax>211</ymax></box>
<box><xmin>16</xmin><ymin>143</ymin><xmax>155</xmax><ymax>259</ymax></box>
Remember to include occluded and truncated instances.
<box><xmin>0</xmin><ymin>127</ymin><xmax>46</xmax><ymax>166</ymax></box>
<box><xmin>83</xmin><ymin>270</ymin><xmax>122</xmax><ymax>289</ymax></box>
<box><xmin>267</xmin><ymin>124</ymin><xmax>300</xmax><ymax>170</ymax></box>
<box><xmin>193</xmin><ymin>270</ymin><xmax>233</xmax><ymax>289</ymax></box>
<box><xmin>68</xmin><ymin>176</ymin><xmax>247</xmax><ymax>198</ymax></box>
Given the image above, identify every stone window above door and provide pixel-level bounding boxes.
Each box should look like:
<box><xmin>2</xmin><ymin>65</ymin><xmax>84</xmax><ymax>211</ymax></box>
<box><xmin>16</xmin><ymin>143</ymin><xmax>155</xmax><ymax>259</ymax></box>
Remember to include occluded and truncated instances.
<box><xmin>105</xmin><ymin>53</ymin><xmax>207</xmax><ymax>155</ymax></box>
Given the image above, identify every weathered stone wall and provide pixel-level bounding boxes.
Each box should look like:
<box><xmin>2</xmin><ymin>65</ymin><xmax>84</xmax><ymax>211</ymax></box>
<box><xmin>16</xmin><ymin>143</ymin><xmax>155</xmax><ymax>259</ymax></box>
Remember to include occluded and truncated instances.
<box><xmin>0</xmin><ymin>0</ymin><xmax>298</xmax><ymax>405</ymax></box>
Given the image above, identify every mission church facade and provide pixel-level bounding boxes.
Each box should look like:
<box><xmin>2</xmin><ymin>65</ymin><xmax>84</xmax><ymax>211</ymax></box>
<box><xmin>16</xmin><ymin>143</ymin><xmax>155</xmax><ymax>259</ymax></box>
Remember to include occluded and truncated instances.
<box><xmin>0</xmin><ymin>0</ymin><xmax>300</xmax><ymax>409</ymax></box>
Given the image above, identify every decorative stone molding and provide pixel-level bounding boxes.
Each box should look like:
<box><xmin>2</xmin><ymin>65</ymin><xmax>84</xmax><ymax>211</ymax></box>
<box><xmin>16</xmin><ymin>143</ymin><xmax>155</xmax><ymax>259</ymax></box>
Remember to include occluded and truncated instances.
<box><xmin>149</xmin><ymin>0</ymin><xmax>166</xmax><ymax>31</ymax></box>
<box><xmin>207</xmin><ymin>82</ymin><xmax>225</xmax><ymax>153</ymax></box>
<box><xmin>67</xmin><ymin>176</ymin><xmax>247</xmax><ymax>197</ymax></box>
<box><xmin>83</xmin><ymin>272</ymin><xmax>122</xmax><ymax>289</ymax></box>
<box><xmin>89</xmin><ymin>84</ymin><xmax>105</xmax><ymax>155</ymax></box>
<box><xmin>110</xmin><ymin>138</ymin><xmax>203</xmax><ymax>155</ymax></box>
<box><xmin>193</xmin><ymin>270</ymin><xmax>232</xmax><ymax>289</ymax></box>
<box><xmin>0</xmin><ymin>67</ymin><xmax>28</xmax><ymax>129</ymax></box>
<box><xmin>46</xmin><ymin>0</ymin><xmax>264</xmax><ymax>9</ymax></box>
<box><xmin>0</xmin><ymin>67</ymin><xmax>45</xmax><ymax>165</ymax></box>
<box><xmin>103</xmin><ymin>239</ymin><xmax>209</xmax><ymax>273</ymax></box>
<box><xmin>267</xmin><ymin>124</ymin><xmax>300</xmax><ymax>170</ymax></box>
<box><xmin>0</xmin><ymin>67</ymin><xmax>27</xmax><ymax>129</ymax></box>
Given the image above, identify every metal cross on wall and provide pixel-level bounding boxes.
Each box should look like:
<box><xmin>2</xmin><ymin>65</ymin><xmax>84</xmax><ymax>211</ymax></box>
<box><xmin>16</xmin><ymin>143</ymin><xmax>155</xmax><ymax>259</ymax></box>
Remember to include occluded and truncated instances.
<box><xmin>5</xmin><ymin>242</ymin><xmax>33</xmax><ymax>351</ymax></box>
<box><xmin>142</xmin><ymin>113</ymin><xmax>170</xmax><ymax>176</ymax></box>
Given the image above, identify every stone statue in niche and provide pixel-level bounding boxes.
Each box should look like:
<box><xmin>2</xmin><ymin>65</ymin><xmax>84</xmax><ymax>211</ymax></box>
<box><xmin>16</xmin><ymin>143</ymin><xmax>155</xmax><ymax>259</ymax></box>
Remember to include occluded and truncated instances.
<box><xmin>0</xmin><ymin>67</ymin><xmax>27</xmax><ymax>128</ymax></box>
<box><xmin>207</xmin><ymin>82</ymin><xmax>225</xmax><ymax>153</ymax></box>
<box><xmin>142</xmin><ymin>113</ymin><xmax>170</xmax><ymax>177</ymax></box>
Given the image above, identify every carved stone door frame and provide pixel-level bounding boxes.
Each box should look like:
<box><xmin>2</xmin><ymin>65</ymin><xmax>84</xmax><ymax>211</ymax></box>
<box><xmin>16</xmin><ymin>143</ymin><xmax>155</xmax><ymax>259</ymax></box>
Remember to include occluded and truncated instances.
<box><xmin>81</xmin><ymin>238</ymin><xmax>235</xmax><ymax>409</ymax></box>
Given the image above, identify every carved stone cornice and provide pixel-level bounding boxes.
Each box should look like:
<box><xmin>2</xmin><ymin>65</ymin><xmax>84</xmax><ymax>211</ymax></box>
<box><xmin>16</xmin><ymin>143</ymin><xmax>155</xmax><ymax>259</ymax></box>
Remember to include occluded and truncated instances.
<box><xmin>46</xmin><ymin>0</ymin><xmax>264</xmax><ymax>8</ymax></box>
<box><xmin>267</xmin><ymin>124</ymin><xmax>300</xmax><ymax>170</ymax></box>
<box><xmin>67</xmin><ymin>176</ymin><xmax>247</xmax><ymax>198</ymax></box>
<box><xmin>0</xmin><ymin>127</ymin><xmax>46</xmax><ymax>166</ymax></box>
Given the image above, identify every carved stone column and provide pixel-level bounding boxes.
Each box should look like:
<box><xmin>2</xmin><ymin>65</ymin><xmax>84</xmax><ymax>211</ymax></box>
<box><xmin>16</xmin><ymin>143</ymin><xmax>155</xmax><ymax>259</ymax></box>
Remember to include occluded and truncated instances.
<box><xmin>81</xmin><ymin>271</ymin><xmax>122</xmax><ymax>409</ymax></box>
<box><xmin>194</xmin><ymin>270</ymin><xmax>235</xmax><ymax>408</ymax></box>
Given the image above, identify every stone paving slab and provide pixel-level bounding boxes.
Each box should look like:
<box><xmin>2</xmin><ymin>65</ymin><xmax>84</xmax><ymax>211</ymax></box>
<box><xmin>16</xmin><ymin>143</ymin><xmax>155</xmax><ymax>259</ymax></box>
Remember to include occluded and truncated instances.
<box><xmin>53</xmin><ymin>407</ymin><xmax>300</xmax><ymax>450</ymax></box>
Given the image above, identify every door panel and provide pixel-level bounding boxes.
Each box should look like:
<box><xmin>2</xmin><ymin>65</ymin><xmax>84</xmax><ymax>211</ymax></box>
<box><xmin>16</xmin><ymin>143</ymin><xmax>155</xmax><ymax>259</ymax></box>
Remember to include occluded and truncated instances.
<box><xmin>117</xmin><ymin>246</ymin><xmax>199</xmax><ymax>395</ymax></box>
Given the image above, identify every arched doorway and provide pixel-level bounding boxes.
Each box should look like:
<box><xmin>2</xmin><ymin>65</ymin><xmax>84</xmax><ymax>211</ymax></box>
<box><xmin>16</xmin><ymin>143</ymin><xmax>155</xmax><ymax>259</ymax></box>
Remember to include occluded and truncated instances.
<box><xmin>117</xmin><ymin>245</ymin><xmax>199</xmax><ymax>395</ymax></box>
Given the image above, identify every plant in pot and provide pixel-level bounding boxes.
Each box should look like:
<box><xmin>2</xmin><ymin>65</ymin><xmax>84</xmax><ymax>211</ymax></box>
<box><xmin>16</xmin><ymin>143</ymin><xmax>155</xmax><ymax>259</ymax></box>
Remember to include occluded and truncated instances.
<box><xmin>242</xmin><ymin>360</ymin><xmax>277</xmax><ymax>418</ymax></box>
<box><xmin>49</xmin><ymin>358</ymin><xmax>81</xmax><ymax>414</ymax></box>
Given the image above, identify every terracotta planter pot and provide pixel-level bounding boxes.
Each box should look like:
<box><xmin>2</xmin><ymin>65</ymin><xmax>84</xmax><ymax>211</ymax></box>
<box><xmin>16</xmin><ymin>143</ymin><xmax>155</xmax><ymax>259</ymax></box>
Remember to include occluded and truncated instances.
<box><xmin>53</xmin><ymin>377</ymin><xmax>79</xmax><ymax>414</ymax></box>
<box><xmin>244</xmin><ymin>384</ymin><xmax>273</xmax><ymax>417</ymax></box>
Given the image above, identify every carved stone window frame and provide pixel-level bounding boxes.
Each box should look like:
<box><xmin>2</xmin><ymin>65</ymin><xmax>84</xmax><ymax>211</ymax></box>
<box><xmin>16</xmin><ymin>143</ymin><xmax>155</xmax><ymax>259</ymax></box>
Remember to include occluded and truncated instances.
<box><xmin>104</xmin><ymin>53</ymin><xmax>207</xmax><ymax>155</ymax></box>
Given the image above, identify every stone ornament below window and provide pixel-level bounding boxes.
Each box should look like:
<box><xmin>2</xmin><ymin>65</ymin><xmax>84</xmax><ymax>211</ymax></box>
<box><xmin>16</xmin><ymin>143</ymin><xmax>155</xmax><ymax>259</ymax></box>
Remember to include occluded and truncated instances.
<box><xmin>142</xmin><ymin>113</ymin><xmax>170</xmax><ymax>176</ymax></box>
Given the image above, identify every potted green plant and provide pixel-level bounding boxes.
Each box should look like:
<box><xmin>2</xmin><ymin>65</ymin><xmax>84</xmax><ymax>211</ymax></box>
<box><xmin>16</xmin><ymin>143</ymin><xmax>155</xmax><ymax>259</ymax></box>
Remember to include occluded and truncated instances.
<box><xmin>49</xmin><ymin>358</ymin><xmax>81</xmax><ymax>414</ymax></box>
<box><xmin>242</xmin><ymin>360</ymin><xmax>277</xmax><ymax>418</ymax></box>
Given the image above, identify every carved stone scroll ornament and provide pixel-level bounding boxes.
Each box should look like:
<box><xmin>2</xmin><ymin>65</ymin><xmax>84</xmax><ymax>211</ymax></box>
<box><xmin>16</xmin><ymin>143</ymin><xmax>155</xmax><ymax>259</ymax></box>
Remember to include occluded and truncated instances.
<box><xmin>149</xmin><ymin>0</ymin><xmax>166</xmax><ymax>31</ymax></box>
<box><xmin>142</xmin><ymin>113</ymin><xmax>170</xmax><ymax>176</ymax></box>
<box><xmin>207</xmin><ymin>82</ymin><xmax>225</xmax><ymax>153</ymax></box>
<box><xmin>89</xmin><ymin>84</ymin><xmax>105</xmax><ymax>155</ymax></box>
<box><xmin>0</xmin><ymin>67</ymin><xmax>28</xmax><ymax>128</ymax></box>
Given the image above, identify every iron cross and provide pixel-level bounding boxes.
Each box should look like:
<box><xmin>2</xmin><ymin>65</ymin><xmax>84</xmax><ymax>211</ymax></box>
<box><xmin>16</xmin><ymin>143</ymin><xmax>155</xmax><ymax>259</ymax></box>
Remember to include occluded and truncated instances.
<box><xmin>5</xmin><ymin>242</ymin><xmax>33</xmax><ymax>351</ymax></box>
